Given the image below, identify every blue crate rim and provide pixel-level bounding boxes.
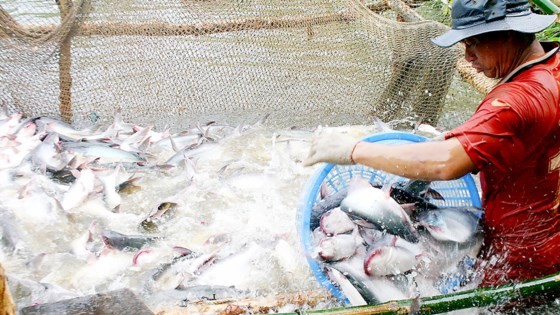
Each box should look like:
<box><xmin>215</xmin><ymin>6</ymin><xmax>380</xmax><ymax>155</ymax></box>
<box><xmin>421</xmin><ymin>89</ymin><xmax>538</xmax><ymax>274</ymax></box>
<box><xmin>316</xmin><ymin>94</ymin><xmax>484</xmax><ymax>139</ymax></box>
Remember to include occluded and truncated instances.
<box><xmin>298</xmin><ymin>131</ymin><xmax>482</xmax><ymax>305</ymax></box>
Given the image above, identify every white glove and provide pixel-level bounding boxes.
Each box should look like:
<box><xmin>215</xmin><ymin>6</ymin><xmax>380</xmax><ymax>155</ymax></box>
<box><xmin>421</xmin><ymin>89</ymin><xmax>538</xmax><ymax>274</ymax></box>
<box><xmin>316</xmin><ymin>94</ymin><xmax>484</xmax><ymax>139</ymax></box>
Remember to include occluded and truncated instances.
<box><xmin>303</xmin><ymin>128</ymin><xmax>360</xmax><ymax>166</ymax></box>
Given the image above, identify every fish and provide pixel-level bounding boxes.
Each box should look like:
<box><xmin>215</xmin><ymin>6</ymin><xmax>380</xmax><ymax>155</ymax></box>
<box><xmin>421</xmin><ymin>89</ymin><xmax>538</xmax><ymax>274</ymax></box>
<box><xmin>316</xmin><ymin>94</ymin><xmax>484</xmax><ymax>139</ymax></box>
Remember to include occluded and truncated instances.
<box><xmin>363</xmin><ymin>243</ymin><xmax>419</xmax><ymax>276</ymax></box>
<box><xmin>151</xmin><ymin>132</ymin><xmax>202</xmax><ymax>153</ymax></box>
<box><xmin>62</xmin><ymin>142</ymin><xmax>147</xmax><ymax>165</ymax></box>
<box><xmin>415</xmin><ymin>207</ymin><xmax>483</xmax><ymax>243</ymax></box>
<box><xmin>34</xmin><ymin>117</ymin><xmax>109</xmax><ymax>142</ymax></box>
<box><xmin>0</xmin><ymin>207</ymin><xmax>25</xmax><ymax>253</ymax></box>
<box><xmin>140</xmin><ymin>202</ymin><xmax>178</xmax><ymax>233</ymax></box>
<box><xmin>310</xmin><ymin>188</ymin><xmax>348</xmax><ymax>231</ymax></box>
<box><xmin>324</xmin><ymin>265</ymin><xmax>367</xmax><ymax>306</ymax></box>
<box><xmin>93</xmin><ymin>167</ymin><xmax>122</xmax><ymax>212</ymax></box>
<box><xmin>164</xmin><ymin>142</ymin><xmax>220</xmax><ymax>166</ymax></box>
<box><xmin>389</xmin><ymin>179</ymin><xmax>442</xmax><ymax>211</ymax></box>
<box><xmin>145</xmin><ymin>248</ymin><xmax>202</xmax><ymax>291</ymax></box>
<box><xmin>0</xmin><ymin>113</ymin><xmax>23</xmax><ymax>135</ymax></box>
<box><xmin>340</xmin><ymin>178</ymin><xmax>419</xmax><ymax>243</ymax></box>
<box><xmin>116</xmin><ymin>175</ymin><xmax>142</xmax><ymax>195</ymax></box>
<box><xmin>319</xmin><ymin>208</ymin><xmax>356</xmax><ymax>235</ymax></box>
<box><xmin>60</xmin><ymin>168</ymin><xmax>96</xmax><ymax>211</ymax></box>
<box><xmin>312</xmin><ymin>176</ymin><xmax>485</xmax><ymax>303</ymax></box>
<box><xmin>331</xmin><ymin>255</ymin><xmax>411</xmax><ymax>304</ymax></box>
<box><xmin>7</xmin><ymin>274</ymin><xmax>80</xmax><ymax>307</ymax></box>
<box><xmin>70</xmin><ymin>220</ymin><xmax>99</xmax><ymax>261</ymax></box>
<box><xmin>101</xmin><ymin>230</ymin><xmax>161</xmax><ymax>251</ymax></box>
<box><xmin>317</xmin><ymin>228</ymin><xmax>364</xmax><ymax>262</ymax></box>
<box><xmin>47</xmin><ymin>168</ymin><xmax>77</xmax><ymax>184</ymax></box>
<box><xmin>30</xmin><ymin>132</ymin><xmax>72</xmax><ymax>172</ymax></box>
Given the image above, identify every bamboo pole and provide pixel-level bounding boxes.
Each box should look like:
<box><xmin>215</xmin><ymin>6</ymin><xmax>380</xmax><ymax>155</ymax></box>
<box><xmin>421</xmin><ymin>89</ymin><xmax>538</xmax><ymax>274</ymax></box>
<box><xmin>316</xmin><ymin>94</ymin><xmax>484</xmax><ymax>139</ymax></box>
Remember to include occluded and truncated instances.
<box><xmin>57</xmin><ymin>0</ymin><xmax>73</xmax><ymax>123</ymax></box>
<box><xmin>271</xmin><ymin>272</ymin><xmax>560</xmax><ymax>315</ymax></box>
<box><xmin>154</xmin><ymin>290</ymin><xmax>332</xmax><ymax>315</ymax></box>
<box><xmin>0</xmin><ymin>263</ymin><xmax>16</xmax><ymax>315</ymax></box>
<box><xmin>532</xmin><ymin>0</ymin><xmax>560</xmax><ymax>14</ymax></box>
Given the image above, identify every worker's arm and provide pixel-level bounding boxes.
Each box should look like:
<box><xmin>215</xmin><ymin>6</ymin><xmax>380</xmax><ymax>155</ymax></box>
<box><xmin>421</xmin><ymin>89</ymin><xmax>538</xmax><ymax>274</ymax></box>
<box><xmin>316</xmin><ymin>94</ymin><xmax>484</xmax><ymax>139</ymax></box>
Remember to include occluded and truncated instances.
<box><xmin>304</xmin><ymin>128</ymin><xmax>476</xmax><ymax>180</ymax></box>
<box><xmin>352</xmin><ymin>137</ymin><xmax>476</xmax><ymax>180</ymax></box>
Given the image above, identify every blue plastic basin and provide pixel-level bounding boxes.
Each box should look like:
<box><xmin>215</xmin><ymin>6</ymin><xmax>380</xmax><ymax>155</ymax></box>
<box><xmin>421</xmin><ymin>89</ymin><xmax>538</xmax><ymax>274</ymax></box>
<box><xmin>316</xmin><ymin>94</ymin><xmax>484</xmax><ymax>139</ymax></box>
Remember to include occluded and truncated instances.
<box><xmin>297</xmin><ymin>131</ymin><xmax>481</xmax><ymax>304</ymax></box>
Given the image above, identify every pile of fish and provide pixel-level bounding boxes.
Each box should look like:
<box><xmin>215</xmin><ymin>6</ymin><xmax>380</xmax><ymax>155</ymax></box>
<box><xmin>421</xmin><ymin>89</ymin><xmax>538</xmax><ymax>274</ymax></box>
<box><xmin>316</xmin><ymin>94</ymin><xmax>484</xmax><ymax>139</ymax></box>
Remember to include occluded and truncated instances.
<box><xmin>1</xmin><ymin>106</ymin><xmax>351</xmax><ymax>313</ymax></box>
<box><xmin>310</xmin><ymin>177</ymin><xmax>484</xmax><ymax>305</ymax></box>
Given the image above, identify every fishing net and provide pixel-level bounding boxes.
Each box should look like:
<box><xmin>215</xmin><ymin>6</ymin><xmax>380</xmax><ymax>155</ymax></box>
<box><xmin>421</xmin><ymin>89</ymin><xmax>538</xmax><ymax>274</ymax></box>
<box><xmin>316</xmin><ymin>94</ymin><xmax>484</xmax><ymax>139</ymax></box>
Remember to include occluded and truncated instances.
<box><xmin>0</xmin><ymin>0</ymin><xmax>492</xmax><ymax>131</ymax></box>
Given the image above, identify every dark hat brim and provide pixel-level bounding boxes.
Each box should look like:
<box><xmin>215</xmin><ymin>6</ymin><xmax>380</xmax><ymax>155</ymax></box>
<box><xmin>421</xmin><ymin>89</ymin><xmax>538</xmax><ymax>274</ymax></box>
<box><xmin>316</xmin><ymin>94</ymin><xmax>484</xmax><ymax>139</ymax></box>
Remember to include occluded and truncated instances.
<box><xmin>432</xmin><ymin>13</ymin><xmax>557</xmax><ymax>48</ymax></box>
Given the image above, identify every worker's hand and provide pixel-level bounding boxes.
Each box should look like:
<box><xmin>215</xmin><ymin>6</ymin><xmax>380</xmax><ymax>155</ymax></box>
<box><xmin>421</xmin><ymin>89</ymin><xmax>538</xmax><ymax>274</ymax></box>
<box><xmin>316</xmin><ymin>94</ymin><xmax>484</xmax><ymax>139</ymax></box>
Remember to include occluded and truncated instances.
<box><xmin>303</xmin><ymin>128</ymin><xmax>360</xmax><ymax>166</ymax></box>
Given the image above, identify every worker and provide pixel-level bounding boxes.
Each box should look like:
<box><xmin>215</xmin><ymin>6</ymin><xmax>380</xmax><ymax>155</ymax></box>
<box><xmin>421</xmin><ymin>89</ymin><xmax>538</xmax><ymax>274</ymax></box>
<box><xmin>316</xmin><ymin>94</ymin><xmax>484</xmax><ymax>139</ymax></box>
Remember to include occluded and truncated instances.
<box><xmin>304</xmin><ymin>0</ymin><xmax>560</xmax><ymax>287</ymax></box>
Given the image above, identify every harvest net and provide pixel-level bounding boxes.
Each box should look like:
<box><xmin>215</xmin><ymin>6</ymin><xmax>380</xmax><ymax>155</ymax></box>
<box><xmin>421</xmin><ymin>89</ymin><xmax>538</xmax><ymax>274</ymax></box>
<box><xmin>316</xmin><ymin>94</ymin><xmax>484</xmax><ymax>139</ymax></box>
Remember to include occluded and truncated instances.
<box><xmin>0</xmin><ymin>0</ymin><xmax>491</xmax><ymax>130</ymax></box>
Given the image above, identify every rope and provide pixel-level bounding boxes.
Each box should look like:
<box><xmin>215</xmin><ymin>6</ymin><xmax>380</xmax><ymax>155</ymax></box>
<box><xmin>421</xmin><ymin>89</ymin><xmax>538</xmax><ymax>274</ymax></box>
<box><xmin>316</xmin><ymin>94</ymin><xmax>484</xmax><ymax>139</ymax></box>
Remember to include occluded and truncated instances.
<box><xmin>0</xmin><ymin>0</ymin><xmax>90</xmax><ymax>45</ymax></box>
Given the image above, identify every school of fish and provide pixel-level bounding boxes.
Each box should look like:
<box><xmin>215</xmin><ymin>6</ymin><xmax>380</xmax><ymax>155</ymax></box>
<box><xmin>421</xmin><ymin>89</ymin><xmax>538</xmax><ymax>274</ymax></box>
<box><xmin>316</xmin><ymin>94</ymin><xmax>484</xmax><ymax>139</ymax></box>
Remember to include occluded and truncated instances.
<box><xmin>0</xmin><ymin>106</ymin><xmax>482</xmax><ymax>313</ymax></box>
<box><xmin>1</xmin><ymin>106</ymin><xmax>354</xmax><ymax>313</ymax></box>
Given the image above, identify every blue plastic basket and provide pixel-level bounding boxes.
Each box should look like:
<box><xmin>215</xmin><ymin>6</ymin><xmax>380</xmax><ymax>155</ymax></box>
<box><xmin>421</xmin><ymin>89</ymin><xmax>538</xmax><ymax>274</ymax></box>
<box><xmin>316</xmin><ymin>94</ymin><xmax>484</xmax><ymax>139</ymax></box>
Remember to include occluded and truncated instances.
<box><xmin>297</xmin><ymin>131</ymin><xmax>482</xmax><ymax>304</ymax></box>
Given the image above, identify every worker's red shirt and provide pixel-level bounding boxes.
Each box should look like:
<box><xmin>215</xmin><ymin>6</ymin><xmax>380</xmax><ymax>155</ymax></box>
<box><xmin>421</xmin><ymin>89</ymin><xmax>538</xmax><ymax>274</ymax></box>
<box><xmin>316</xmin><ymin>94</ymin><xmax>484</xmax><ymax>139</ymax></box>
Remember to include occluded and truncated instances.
<box><xmin>445</xmin><ymin>43</ymin><xmax>560</xmax><ymax>286</ymax></box>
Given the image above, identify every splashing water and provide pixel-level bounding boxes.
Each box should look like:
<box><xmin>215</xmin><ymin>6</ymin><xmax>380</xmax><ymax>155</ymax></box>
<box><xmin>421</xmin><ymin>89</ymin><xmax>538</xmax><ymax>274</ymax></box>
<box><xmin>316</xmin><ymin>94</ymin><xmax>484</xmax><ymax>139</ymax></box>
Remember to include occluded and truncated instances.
<box><xmin>0</xmin><ymin>116</ymin><xmax>384</xmax><ymax>313</ymax></box>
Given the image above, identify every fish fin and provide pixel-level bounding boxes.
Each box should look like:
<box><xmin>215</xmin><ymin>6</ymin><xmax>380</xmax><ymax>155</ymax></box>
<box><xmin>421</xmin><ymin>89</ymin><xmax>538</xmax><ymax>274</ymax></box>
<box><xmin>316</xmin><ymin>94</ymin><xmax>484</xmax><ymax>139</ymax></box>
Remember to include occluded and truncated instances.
<box><xmin>157</xmin><ymin>164</ymin><xmax>176</xmax><ymax>171</ymax></box>
<box><xmin>70</xmin><ymin>169</ymin><xmax>81</xmax><ymax>179</ymax></box>
<box><xmin>319</xmin><ymin>182</ymin><xmax>329</xmax><ymax>199</ymax></box>
<box><xmin>390</xmin><ymin>236</ymin><xmax>398</xmax><ymax>247</ymax></box>
<box><xmin>382</xmin><ymin>177</ymin><xmax>400</xmax><ymax>199</ymax></box>
<box><xmin>132</xmin><ymin>248</ymin><xmax>151</xmax><ymax>265</ymax></box>
<box><xmin>87</xmin><ymin>220</ymin><xmax>99</xmax><ymax>241</ymax></box>
<box><xmin>353</xmin><ymin>219</ymin><xmax>376</xmax><ymax>229</ymax></box>
<box><xmin>426</xmin><ymin>188</ymin><xmax>445</xmax><ymax>200</ymax></box>
<box><xmin>347</xmin><ymin>177</ymin><xmax>371</xmax><ymax>193</ymax></box>
<box><xmin>138</xmin><ymin>136</ymin><xmax>151</xmax><ymax>153</ymax></box>
<box><xmin>172</xmin><ymin>246</ymin><xmax>194</xmax><ymax>258</ymax></box>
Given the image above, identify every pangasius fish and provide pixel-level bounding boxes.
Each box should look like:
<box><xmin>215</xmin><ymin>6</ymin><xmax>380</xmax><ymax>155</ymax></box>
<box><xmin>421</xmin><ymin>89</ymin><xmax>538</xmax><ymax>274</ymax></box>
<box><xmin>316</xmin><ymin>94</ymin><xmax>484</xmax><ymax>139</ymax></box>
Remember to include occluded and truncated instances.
<box><xmin>363</xmin><ymin>241</ymin><xmax>420</xmax><ymax>276</ymax></box>
<box><xmin>62</xmin><ymin>142</ymin><xmax>147</xmax><ymax>165</ymax></box>
<box><xmin>340</xmin><ymin>178</ymin><xmax>419</xmax><ymax>243</ymax></box>
<box><xmin>415</xmin><ymin>207</ymin><xmax>483</xmax><ymax>243</ymax></box>
<box><xmin>389</xmin><ymin>179</ymin><xmax>442</xmax><ymax>211</ymax></box>
<box><xmin>311</xmin><ymin>172</ymin><xmax>485</xmax><ymax>306</ymax></box>
<box><xmin>317</xmin><ymin>228</ymin><xmax>364</xmax><ymax>262</ymax></box>
<box><xmin>140</xmin><ymin>201</ymin><xmax>178</xmax><ymax>233</ymax></box>
<box><xmin>101</xmin><ymin>230</ymin><xmax>161</xmax><ymax>251</ymax></box>
<box><xmin>310</xmin><ymin>187</ymin><xmax>348</xmax><ymax>230</ymax></box>
<box><xmin>331</xmin><ymin>254</ymin><xmax>412</xmax><ymax>304</ymax></box>
<box><xmin>319</xmin><ymin>208</ymin><xmax>356</xmax><ymax>235</ymax></box>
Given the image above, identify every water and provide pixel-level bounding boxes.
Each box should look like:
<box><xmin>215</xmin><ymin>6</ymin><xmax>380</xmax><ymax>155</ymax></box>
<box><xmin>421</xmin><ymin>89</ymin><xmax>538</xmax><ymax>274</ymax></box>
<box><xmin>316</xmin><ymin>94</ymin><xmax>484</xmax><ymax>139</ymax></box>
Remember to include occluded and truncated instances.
<box><xmin>1</xmin><ymin>1</ymin><xmax>557</xmax><ymax>314</ymax></box>
<box><xmin>0</xmin><ymin>117</ymin><xmax>388</xmax><ymax>313</ymax></box>
<box><xmin>2</xmin><ymin>115</ymin><xmax>559</xmax><ymax>314</ymax></box>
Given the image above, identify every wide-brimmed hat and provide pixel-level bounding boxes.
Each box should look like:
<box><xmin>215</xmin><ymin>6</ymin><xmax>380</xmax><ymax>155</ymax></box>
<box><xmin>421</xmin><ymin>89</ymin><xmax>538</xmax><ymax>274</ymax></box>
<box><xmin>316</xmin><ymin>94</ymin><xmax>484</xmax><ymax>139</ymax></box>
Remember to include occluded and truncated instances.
<box><xmin>432</xmin><ymin>0</ymin><xmax>557</xmax><ymax>48</ymax></box>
